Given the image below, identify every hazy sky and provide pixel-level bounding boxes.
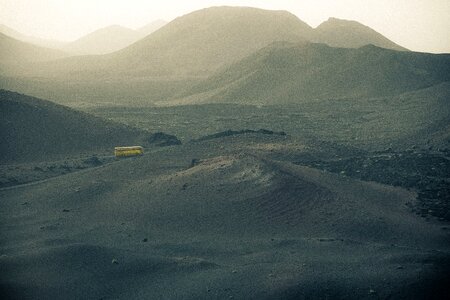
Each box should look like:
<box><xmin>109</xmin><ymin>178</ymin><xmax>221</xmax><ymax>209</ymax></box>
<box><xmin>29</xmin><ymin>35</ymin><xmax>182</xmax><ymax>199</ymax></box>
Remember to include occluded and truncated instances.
<box><xmin>0</xmin><ymin>0</ymin><xmax>449</xmax><ymax>53</ymax></box>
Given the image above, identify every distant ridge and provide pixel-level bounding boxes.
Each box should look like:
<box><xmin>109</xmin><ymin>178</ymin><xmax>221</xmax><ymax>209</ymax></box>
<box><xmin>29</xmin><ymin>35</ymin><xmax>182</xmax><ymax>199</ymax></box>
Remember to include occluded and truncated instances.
<box><xmin>63</xmin><ymin>21</ymin><xmax>167</xmax><ymax>55</ymax></box>
<box><xmin>0</xmin><ymin>24</ymin><xmax>67</xmax><ymax>49</ymax></box>
<box><xmin>0</xmin><ymin>21</ymin><xmax>167</xmax><ymax>56</ymax></box>
<box><xmin>0</xmin><ymin>32</ymin><xmax>69</xmax><ymax>63</ymax></box>
<box><xmin>63</xmin><ymin>25</ymin><xmax>142</xmax><ymax>55</ymax></box>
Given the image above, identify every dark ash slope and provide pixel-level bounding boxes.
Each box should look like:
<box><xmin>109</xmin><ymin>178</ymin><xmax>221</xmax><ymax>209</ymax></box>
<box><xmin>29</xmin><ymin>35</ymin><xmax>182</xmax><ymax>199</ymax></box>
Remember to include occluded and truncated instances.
<box><xmin>178</xmin><ymin>42</ymin><xmax>450</xmax><ymax>104</ymax></box>
<box><xmin>0</xmin><ymin>90</ymin><xmax>149</xmax><ymax>163</ymax></box>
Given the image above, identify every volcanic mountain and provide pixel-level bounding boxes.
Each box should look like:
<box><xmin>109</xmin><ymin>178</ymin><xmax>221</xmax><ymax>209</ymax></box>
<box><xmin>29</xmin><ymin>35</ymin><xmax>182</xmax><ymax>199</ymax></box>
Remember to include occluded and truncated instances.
<box><xmin>176</xmin><ymin>42</ymin><xmax>450</xmax><ymax>104</ymax></box>
<box><xmin>0</xmin><ymin>6</ymin><xmax>425</xmax><ymax>105</ymax></box>
<box><xmin>1</xmin><ymin>7</ymin><xmax>410</xmax><ymax>78</ymax></box>
<box><xmin>5</xmin><ymin>6</ymin><xmax>314</xmax><ymax>79</ymax></box>
<box><xmin>313</xmin><ymin>17</ymin><xmax>407</xmax><ymax>51</ymax></box>
<box><xmin>57</xmin><ymin>7</ymin><xmax>410</xmax><ymax>78</ymax></box>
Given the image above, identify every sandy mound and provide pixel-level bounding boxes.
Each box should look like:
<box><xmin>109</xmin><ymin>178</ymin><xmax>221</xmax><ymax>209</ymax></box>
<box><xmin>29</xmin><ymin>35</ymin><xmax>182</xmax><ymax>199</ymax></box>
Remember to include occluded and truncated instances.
<box><xmin>1</xmin><ymin>142</ymin><xmax>449</xmax><ymax>299</ymax></box>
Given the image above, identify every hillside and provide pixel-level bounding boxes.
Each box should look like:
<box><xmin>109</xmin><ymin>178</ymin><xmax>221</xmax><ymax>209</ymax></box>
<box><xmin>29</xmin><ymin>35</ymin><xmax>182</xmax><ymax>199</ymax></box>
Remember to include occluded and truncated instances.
<box><xmin>78</xmin><ymin>7</ymin><xmax>409</xmax><ymax>78</ymax></box>
<box><xmin>0</xmin><ymin>32</ymin><xmax>68</xmax><ymax>64</ymax></box>
<box><xmin>0</xmin><ymin>90</ymin><xmax>149</xmax><ymax>163</ymax></box>
<box><xmin>1</xmin><ymin>133</ymin><xmax>448</xmax><ymax>299</ymax></box>
<box><xmin>176</xmin><ymin>42</ymin><xmax>450</xmax><ymax>105</ymax></box>
<box><xmin>313</xmin><ymin>18</ymin><xmax>407</xmax><ymax>51</ymax></box>
<box><xmin>108</xmin><ymin>6</ymin><xmax>314</xmax><ymax>76</ymax></box>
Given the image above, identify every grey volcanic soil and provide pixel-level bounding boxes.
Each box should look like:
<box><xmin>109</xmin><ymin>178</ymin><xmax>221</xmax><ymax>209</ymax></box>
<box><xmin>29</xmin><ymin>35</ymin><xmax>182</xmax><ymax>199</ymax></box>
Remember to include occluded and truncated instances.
<box><xmin>1</xmin><ymin>134</ymin><xmax>449</xmax><ymax>299</ymax></box>
<box><xmin>0</xmin><ymin>90</ymin><xmax>149</xmax><ymax>163</ymax></box>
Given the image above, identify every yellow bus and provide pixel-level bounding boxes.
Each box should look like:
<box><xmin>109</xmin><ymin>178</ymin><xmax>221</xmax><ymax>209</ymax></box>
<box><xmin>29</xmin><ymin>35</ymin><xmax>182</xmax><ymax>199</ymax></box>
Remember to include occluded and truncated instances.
<box><xmin>114</xmin><ymin>146</ymin><xmax>144</xmax><ymax>158</ymax></box>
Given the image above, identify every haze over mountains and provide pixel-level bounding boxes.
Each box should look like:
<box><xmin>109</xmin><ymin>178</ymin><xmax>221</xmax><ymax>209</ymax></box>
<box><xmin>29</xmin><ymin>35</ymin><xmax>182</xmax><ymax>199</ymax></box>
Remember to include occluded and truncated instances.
<box><xmin>62</xmin><ymin>20</ymin><xmax>168</xmax><ymax>55</ymax></box>
<box><xmin>1</xmin><ymin>7</ymin><xmax>406</xmax><ymax>73</ymax></box>
<box><xmin>0</xmin><ymin>24</ymin><xmax>67</xmax><ymax>49</ymax></box>
<box><xmin>1</xmin><ymin>7</ymin><xmax>314</xmax><ymax>79</ymax></box>
<box><xmin>0</xmin><ymin>5</ymin><xmax>448</xmax><ymax>107</ymax></box>
<box><xmin>0</xmin><ymin>20</ymin><xmax>167</xmax><ymax>56</ymax></box>
<box><xmin>108</xmin><ymin>7</ymin><xmax>315</xmax><ymax>76</ymax></box>
<box><xmin>313</xmin><ymin>17</ymin><xmax>406</xmax><ymax>51</ymax></box>
<box><xmin>0</xmin><ymin>32</ymin><xmax>69</xmax><ymax>63</ymax></box>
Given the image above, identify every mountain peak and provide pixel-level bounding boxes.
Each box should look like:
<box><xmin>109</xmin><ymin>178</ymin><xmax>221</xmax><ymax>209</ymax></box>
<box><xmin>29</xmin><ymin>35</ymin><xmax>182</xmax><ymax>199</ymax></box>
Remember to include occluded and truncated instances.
<box><xmin>113</xmin><ymin>6</ymin><xmax>315</xmax><ymax>76</ymax></box>
<box><xmin>165</xmin><ymin>6</ymin><xmax>313</xmax><ymax>33</ymax></box>
<box><xmin>314</xmin><ymin>17</ymin><xmax>407</xmax><ymax>51</ymax></box>
<box><xmin>325</xmin><ymin>17</ymin><xmax>359</xmax><ymax>23</ymax></box>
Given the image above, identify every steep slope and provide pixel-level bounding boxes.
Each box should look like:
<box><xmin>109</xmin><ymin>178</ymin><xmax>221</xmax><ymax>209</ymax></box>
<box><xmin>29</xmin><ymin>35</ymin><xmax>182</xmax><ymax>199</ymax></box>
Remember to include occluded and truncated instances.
<box><xmin>108</xmin><ymin>6</ymin><xmax>314</xmax><ymax>76</ymax></box>
<box><xmin>314</xmin><ymin>18</ymin><xmax>407</xmax><ymax>51</ymax></box>
<box><xmin>0</xmin><ymin>90</ymin><xmax>149</xmax><ymax>163</ymax></box>
<box><xmin>63</xmin><ymin>25</ymin><xmax>143</xmax><ymax>55</ymax></box>
<box><xmin>0</xmin><ymin>24</ymin><xmax>67</xmax><ymax>49</ymax></box>
<box><xmin>176</xmin><ymin>42</ymin><xmax>450</xmax><ymax>105</ymax></box>
<box><xmin>0</xmin><ymin>32</ymin><xmax>68</xmax><ymax>64</ymax></box>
